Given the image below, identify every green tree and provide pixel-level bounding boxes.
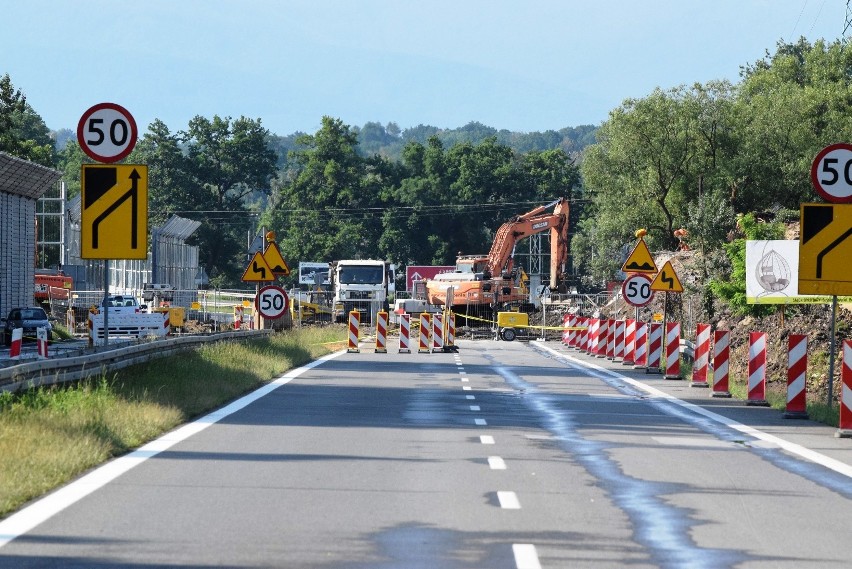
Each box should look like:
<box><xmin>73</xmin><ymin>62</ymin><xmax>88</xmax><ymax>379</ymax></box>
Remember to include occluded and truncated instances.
<box><xmin>0</xmin><ymin>73</ymin><xmax>54</xmax><ymax>166</ymax></box>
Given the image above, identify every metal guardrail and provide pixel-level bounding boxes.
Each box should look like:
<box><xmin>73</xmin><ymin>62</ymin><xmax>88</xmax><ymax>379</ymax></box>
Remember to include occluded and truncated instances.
<box><xmin>0</xmin><ymin>329</ymin><xmax>273</xmax><ymax>393</ymax></box>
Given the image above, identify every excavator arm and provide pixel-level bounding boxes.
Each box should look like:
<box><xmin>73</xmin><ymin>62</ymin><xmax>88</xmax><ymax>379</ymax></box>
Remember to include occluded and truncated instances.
<box><xmin>485</xmin><ymin>198</ymin><xmax>570</xmax><ymax>289</ymax></box>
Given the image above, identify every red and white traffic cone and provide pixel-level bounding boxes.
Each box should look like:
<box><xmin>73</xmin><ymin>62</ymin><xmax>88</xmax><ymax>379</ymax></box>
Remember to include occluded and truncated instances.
<box><xmin>418</xmin><ymin>313</ymin><xmax>431</xmax><ymax>353</ymax></box>
<box><xmin>622</xmin><ymin>319</ymin><xmax>635</xmax><ymax>365</ymax></box>
<box><xmin>398</xmin><ymin>313</ymin><xmax>411</xmax><ymax>353</ymax></box>
<box><xmin>9</xmin><ymin>328</ymin><xmax>22</xmax><ymax>360</ymax></box>
<box><xmin>347</xmin><ymin>310</ymin><xmax>360</xmax><ymax>353</ymax></box>
<box><xmin>37</xmin><ymin>327</ymin><xmax>49</xmax><ymax>359</ymax></box>
<box><xmin>375</xmin><ymin>311</ymin><xmax>388</xmax><ymax>353</ymax></box>
<box><xmin>747</xmin><ymin>331</ymin><xmax>770</xmax><ymax>406</ymax></box>
<box><xmin>785</xmin><ymin>334</ymin><xmax>808</xmax><ymax>419</ymax></box>
<box><xmin>633</xmin><ymin>321</ymin><xmax>648</xmax><ymax>369</ymax></box>
<box><xmin>646</xmin><ymin>322</ymin><xmax>663</xmax><ymax>374</ymax></box>
<box><xmin>664</xmin><ymin>322</ymin><xmax>681</xmax><ymax>380</ymax></box>
<box><xmin>711</xmin><ymin>330</ymin><xmax>731</xmax><ymax>398</ymax></box>
<box><xmin>691</xmin><ymin>323</ymin><xmax>711</xmax><ymax>388</ymax></box>
<box><xmin>838</xmin><ymin>340</ymin><xmax>852</xmax><ymax>438</ymax></box>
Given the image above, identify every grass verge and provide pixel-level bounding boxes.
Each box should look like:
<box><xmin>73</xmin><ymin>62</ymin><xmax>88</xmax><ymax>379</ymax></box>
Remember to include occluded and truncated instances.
<box><xmin>0</xmin><ymin>326</ymin><xmax>346</xmax><ymax>520</ymax></box>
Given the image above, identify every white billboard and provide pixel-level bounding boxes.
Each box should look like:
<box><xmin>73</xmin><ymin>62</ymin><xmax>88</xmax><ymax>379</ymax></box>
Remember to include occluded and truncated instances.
<box><xmin>299</xmin><ymin>262</ymin><xmax>330</xmax><ymax>286</ymax></box>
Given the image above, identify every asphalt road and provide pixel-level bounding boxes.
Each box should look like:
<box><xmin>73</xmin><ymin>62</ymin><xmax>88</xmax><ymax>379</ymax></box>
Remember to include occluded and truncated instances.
<box><xmin>1</xmin><ymin>338</ymin><xmax>851</xmax><ymax>568</ymax></box>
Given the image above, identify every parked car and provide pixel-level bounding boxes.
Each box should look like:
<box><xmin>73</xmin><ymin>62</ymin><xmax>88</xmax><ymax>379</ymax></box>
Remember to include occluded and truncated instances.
<box><xmin>105</xmin><ymin>295</ymin><xmax>147</xmax><ymax>314</ymax></box>
<box><xmin>2</xmin><ymin>307</ymin><xmax>53</xmax><ymax>346</ymax></box>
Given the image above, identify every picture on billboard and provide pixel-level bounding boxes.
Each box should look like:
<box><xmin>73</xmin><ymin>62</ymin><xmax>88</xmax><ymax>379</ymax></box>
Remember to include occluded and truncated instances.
<box><xmin>299</xmin><ymin>262</ymin><xmax>330</xmax><ymax>286</ymax></box>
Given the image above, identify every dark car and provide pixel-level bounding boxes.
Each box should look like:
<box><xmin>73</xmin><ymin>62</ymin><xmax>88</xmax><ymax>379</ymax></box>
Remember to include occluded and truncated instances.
<box><xmin>2</xmin><ymin>307</ymin><xmax>53</xmax><ymax>346</ymax></box>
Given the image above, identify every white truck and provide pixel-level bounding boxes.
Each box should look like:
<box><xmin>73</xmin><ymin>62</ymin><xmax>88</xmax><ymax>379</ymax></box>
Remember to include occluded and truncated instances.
<box><xmin>330</xmin><ymin>260</ymin><xmax>395</xmax><ymax>323</ymax></box>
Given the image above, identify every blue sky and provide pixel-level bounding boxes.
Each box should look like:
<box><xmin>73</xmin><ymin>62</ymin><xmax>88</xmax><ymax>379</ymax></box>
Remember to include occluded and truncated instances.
<box><xmin>1</xmin><ymin>1</ymin><xmax>843</xmax><ymax>137</ymax></box>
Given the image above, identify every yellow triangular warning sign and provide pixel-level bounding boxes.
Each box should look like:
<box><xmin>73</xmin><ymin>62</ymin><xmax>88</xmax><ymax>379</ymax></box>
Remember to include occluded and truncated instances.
<box><xmin>241</xmin><ymin>251</ymin><xmax>274</xmax><ymax>282</ymax></box>
<box><xmin>263</xmin><ymin>242</ymin><xmax>290</xmax><ymax>276</ymax></box>
<box><xmin>650</xmin><ymin>260</ymin><xmax>684</xmax><ymax>292</ymax></box>
<box><xmin>621</xmin><ymin>239</ymin><xmax>658</xmax><ymax>274</ymax></box>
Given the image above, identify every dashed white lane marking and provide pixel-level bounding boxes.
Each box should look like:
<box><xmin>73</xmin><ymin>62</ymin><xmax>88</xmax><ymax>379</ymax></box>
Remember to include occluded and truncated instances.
<box><xmin>470</xmin><ymin>405</ymin><xmax>481</xmax><ymax>411</ymax></box>
<box><xmin>488</xmin><ymin>456</ymin><xmax>507</xmax><ymax>470</ymax></box>
<box><xmin>475</xmin><ymin>418</ymin><xmax>487</xmax><ymax>426</ymax></box>
<box><xmin>0</xmin><ymin>350</ymin><xmax>346</xmax><ymax>550</ymax></box>
<box><xmin>480</xmin><ymin>435</ymin><xmax>495</xmax><ymax>444</ymax></box>
<box><xmin>461</xmin><ymin>378</ymin><xmax>469</xmax><ymax>382</ymax></box>
<box><xmin>497</xmin><ymin>491</ymin><xmax>521</xmax><ymax>509</ymax></box>
<box><xmin>455</xmin><ymin>362</ymin><xmax>463</xmax><ymax>366</ymax></box>
<box><xmin>513</xmin><ymin>543</ymin><xmax>542</xmax><ymax>569</ymax></box>
<box><xmin>462</xmin><ymin>386</ymin><xmax>472</xmax><ymax>391</ymax></box>
<box><xmin>466</xmin><ymin>395</ymin><xmax>476</xmax><ymax>400</ymax></box>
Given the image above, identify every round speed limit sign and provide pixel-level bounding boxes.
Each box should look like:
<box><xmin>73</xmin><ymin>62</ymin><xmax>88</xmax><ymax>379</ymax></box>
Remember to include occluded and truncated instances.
<box><xmin>811</xmin><ymin>143</ymin><xmax>852</xmax><ymax>203</ymax></box>
<box><xmin>622</xmin><ymin>273</ymin><xmax>654</xmax><ymax>307</ymax></box>
<box><xmin>255</xmin><ymin>285</ymin><xmax>289</xmax><ymax>319</ymax></box>
<box><xmin>77</xmin><ymin>102</ymin><xmax>138</xmax><ymax>163</ymax></box>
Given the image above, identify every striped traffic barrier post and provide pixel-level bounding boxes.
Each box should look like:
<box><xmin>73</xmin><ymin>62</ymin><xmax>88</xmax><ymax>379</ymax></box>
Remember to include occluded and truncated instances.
<box><xmin>375</xmin><ymin>310</ymin><xmax>388</xmax><ymax>353</ymax></box>
<box><xmin>9</xmin><ymin>328</ymin><xmax>22</xmax><ymax>360</ymax></box>
<box><xmin>595</xmin><ymin>318</ymin><xmax>608</xmax><ymax>357</ymax></box>
<box><xmin>747</xmin><ymin>331</ymin><xmax>770</xmax><ymax>406</ymax></box>
<box><xmin>562</xmin><ymin>314</ymin><xmax>571</xmax><ymax>346</ymax></box>
<box><xmin>446</xmin><ymin>312</ymin><xmax>456</xmax><ymax>350</ymax></box>
<box><xmin>398</xmin><ymin>313</ymin><xmax>411</xmax><ymax>353</ymax></box>
<box><xmin>622</xmin><ymin>318</ymin><xmax>635</xmax><ymax>365</ymax></box>
<box><xmin>418</xmin><ymin>313</ymin><xmax>431</xmax><ymax>353</ymax></box>
<box><xmin>837</xmin><ymin>340</ymin><xmax>852</xmax><ymax>438</ymax></box>
<box><xmin>347</xmin><ymin>310</ymin><xmax>360</xmax><ymax>353</ymax></box>
<box><xmin>587</xmin><ymin>318</ymin><xmax>598</xmax><ymax>355</ymax></box>
<box><xmin>579</xmin><ymin>316</ymin><xmax>588</xmax><ymax>352</ymax></box>
<box><xmin>432</xmin><ymin>313</ymin><xmax>444</xmax><ymax>353</ymax></box>
<box><xmin>646</xmin><ymin>322</ymin><xmax>663</xmax><ymax>374</ymax></box>
<box><xmin>606</xmin><ymin>319</ymin><xmax>616</xmax><ymax>360</ymax></box>
<box><xmin>785</xmin><ymin>334</ymin><xmax>808</xmax><ymax>419</ymax></box>
<box><xmin>691</xmin><ymin>323</ymin><xmax>711</xmax><ymax>388</ymax></box>
<box><xmin>614</xmin><ymin>319</ymin><xmax>625</xmax><ymax>362</ymax></box>
<box><xmin>633</xmin><ymin>321</ymin><xmax>648</xmax><ymax>369</ymax></box>
<box><xmin>36</xmin><ymin>327</ymin><xmax>49</xmax><ymax>359</ymax></box>
<box><xmin>711</xmin><ymin>330</ymin><xmax>732</xmax><ymax>398</ymax></box>
<box><xmin>664</xmin><ymin>322</ymin><xmax>681</xmax><ymax>380</ymax></box>
<box><xmin>569</xmin><ymin>314</ymin><xmax>579</xmax><ymax>348</ymax></box>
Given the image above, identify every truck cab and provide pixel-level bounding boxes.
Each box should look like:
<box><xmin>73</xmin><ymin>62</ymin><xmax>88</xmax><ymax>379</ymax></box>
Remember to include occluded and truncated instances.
<box><xmin>330</xmin><ymin>260</ymin><xmax>395</xmax><ymax>323</ymax></box>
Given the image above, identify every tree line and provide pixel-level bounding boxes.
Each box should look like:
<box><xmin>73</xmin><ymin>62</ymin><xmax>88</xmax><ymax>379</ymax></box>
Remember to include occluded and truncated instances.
<box><xmin>2</xmin><ymin>38</ymin><xmax>849</xmax><ymax>303</ymax></box>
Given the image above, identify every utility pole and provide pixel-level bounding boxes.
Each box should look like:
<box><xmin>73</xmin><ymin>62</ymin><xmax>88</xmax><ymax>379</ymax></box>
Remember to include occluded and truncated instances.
<box><xmin>844</xmin><ymin>0</ymin><xmax>852</xmax><ymax>48</ymax></box>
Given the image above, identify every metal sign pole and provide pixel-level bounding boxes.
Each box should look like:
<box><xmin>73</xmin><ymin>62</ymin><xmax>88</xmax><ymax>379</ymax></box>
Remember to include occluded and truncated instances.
<box><xmin>103</xmin><ymin>260</ymin><xmax>109</xmax><ymax>347</ymax></box>
<box><xmin>828</xmin><ymin>295</ymin><xmax>838</xmax><ymax>408</ymax></box>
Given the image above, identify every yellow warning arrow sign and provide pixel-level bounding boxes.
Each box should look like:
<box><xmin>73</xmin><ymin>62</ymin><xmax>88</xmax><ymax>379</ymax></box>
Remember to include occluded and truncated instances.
<box><xmin>621</xmin><ymin>239</ymin><xmax>657</xmax><ymax>274</ymax></box>
<box><xmin>241</xmin><ymin>251</ymin><xmax>274</xmax><ymax>283</ymax></box>
<box><xmin>799</xmin><ymin>203</ymin><xmax>852</xmax><ymax>295</ymax></box>
<box><xmin>263</xmin><ymin>242</ymin><xmax>291</xmax><ymax>276</ymax></box>
<box><xmin>650</xmin><ymin>260</ymin><xmax>684</xmax><ymax>292</ymax></box>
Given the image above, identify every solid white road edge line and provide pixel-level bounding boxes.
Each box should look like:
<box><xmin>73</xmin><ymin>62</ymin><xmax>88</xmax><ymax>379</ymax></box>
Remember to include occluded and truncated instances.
<box><xmin>537</xmin><ymin>344</ymin><xmax>852</xmax><ymax>479</ymax></box>
<box><xmin>0</xmin><ymin>349</ymin><xmax>347</xmax><ymax>549</ymax></box>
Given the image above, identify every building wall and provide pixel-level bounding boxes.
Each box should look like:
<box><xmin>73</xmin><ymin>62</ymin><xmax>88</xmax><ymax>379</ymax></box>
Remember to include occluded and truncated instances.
<box><xmin>0</xmin><ymin>191</ymin><xmax>36</xmax><ymax>316</ymax></box>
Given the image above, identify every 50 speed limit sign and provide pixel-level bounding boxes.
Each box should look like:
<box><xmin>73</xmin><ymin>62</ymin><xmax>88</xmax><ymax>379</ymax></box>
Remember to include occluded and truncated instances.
<box><xmin>77</xmin><ymin>102</ymin><xmax>138</xmax><ymax>163</ymax></box>
<box><xmin>622</xmin><ymin>273</ymin><xmax>654</xmax><ymax>307</ymax></box>
<box><xmin>811</xmin><ymin>143</ymin><xmax>852</xmax><ymax>203</ymax></box>
<box><xmin>255</xmin><ymin>285</ymin><xmax>289</xmax><ymax>319</ymax></box>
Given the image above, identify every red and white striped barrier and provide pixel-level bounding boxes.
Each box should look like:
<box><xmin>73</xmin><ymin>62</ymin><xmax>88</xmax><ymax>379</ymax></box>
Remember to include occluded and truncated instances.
<box><xmin>839</xmin><ymin>340</ymin><xmax>852</xmax><ymax>437</ymax></box>
<box><xmin>347</xmin><ymin>311</ymin><xmax>360</xmax><ymax>353</ymax></box>
<box><xmin>418</xmin><ymin>313</ymin><xmax>431</xmax><ymax>353</ymax></box>
<box><xmin>664</xmin><ymin>322</ymin><xmax>681</xmax><ymax>380</ymax></box>
<box><xmin>622</xmin><ymin>319</ymin><xmax>635</xmax><ymax>365</ymax></box>
<box><xmin>614</xmin><ymin>319</ymin><xmax>625</xmax><ymax>362</ymax></box>
<box><xmin>432</xmin><ymin>313</ymin><xmax>444</xmax><ymax>352</ymax></box>
<box><xmin>581</xmin><ymin>317</ymin><xmax>590</xmax><ymax>352</ymax></box>
<box><xmin>37</xmin><ymin>327</ymin><xmax>49</xmax><ymax>359</ymax></box>
<box><xmin>747</xmin><ymin>331</ymin><xmax>770</xmax><ymax>406</ymax></box>
<box><xmin>9</xmin><ymin>328</ymin><xmax>22</xmax><ymax>360</ymax></box>
<box><xmin>691</xmin><ymin>323</ymin><xmax>711</xmax><ymax>388</ymax></box>
<box><xmin>633</xmin><ymin>321</ymin><xmax>648</xmax><ymax>369</ymax></box>
<box><xmin>562</xmin><ymin>314</ymin><xmax>571</xmax><ymax>346</ymax></box>
<box><xmin>646</xmin><ymin>322</ymin><xmax>663</xmax><ymax>373</ymax></box>
<box><xmin>785</xmin><ymin>334</ymin><xmax>808</xmax><ymax>418</ymax></box>
<box><xmin>595</xmin><ymin>318</ymin><xmax>608</xmax><ymax>357</ymax></box>
<box><xmin>398</xmin><ymin>313</ymin><xmax>411</xmax><ymax>353</ymax></box>
<box><xmin>569</xmin><ymin>314</ymin><xmax>579</xmax><ymax>348</ymax></box>
<box><xmin>447</xmin><ymin>312</ymin><xmax>456</xmax><ymax>349</ymax></box>
<box><xmin>375</xmin><ymin>310</ymin><xmax>388</xmax><ymax>353</ymax></box>
<box><xmin>587</xmin><ymin>318</ymin><xmax>598</xmax><ymax>355</ymax></box>
<box><xmin>712</xmin><ymin>330</ymin><xmax>731</xmax><ymax>398</ymax></box>
<box><xmin>606</xmin><ymin>319</ymin><xmax>616</xmax><ymax>360</ymax></box>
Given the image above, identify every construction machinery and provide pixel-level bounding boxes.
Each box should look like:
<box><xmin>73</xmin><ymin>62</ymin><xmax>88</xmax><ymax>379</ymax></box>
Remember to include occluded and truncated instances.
<box><xmin>424</xmin><ymin>198</ymin><xmax>570</xmax><ymax>310</ymax></box>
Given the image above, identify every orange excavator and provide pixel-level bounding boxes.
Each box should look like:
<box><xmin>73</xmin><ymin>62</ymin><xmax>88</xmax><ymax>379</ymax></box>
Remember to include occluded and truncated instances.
<box><xmin>425</xmin><ymin>197</ymin><xmax>570</xmax><ymax>309</ymax></box>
